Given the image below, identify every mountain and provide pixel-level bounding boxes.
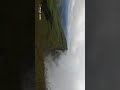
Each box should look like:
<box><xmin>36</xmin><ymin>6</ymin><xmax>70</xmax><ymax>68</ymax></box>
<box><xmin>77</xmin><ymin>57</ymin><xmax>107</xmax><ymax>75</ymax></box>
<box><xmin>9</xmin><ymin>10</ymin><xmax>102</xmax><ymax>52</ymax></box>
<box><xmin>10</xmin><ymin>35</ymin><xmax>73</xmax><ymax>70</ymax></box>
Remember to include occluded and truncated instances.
<box><xmin>35</xmin><ymin>0</ymin><xmax>68</xmax><ymax>89</ymax></box>
<box><xmin>56</xmin><ymin>0</ymin><xmax>69</xmax><ymax>41</ymax></box>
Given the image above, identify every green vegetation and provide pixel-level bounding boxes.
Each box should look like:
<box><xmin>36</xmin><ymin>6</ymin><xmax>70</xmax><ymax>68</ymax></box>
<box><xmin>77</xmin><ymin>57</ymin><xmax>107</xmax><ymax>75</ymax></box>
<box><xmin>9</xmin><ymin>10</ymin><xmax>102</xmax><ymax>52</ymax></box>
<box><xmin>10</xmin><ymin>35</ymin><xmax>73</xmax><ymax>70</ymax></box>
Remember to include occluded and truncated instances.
<box><xmin>35</xmin><ymin>0</ymin><xmax>67</xmax><ymax>90</ymax></box>
<box><xmin>41</xmin><ymin>0</ymin><xmax>67</xmax><ymax>50</ymax></box>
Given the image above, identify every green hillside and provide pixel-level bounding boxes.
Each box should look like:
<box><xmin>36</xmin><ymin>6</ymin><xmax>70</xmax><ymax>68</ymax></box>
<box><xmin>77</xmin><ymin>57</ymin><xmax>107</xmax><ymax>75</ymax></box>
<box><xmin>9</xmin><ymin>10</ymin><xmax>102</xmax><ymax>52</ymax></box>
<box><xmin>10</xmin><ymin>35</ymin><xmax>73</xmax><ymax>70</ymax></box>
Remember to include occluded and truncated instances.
<box><xmin>41</xmin><ymin>0</ymin><xmax>67</xmax><ymax>49</ymax></box>
<box><xmin>35</xmin><ymin>0</ymin><xmax>67</xmax><ymax>89</ymax></box>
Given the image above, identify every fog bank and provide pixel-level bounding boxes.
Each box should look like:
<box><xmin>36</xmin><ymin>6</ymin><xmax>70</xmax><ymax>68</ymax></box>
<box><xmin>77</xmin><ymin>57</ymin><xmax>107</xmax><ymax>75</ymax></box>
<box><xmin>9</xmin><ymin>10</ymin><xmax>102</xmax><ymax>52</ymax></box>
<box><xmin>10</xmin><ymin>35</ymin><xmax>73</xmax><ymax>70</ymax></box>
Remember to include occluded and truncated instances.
<box><xmin>45</xmin><ymin>0</ymin><xmax>85</xmax><ymax>90</ymax></box>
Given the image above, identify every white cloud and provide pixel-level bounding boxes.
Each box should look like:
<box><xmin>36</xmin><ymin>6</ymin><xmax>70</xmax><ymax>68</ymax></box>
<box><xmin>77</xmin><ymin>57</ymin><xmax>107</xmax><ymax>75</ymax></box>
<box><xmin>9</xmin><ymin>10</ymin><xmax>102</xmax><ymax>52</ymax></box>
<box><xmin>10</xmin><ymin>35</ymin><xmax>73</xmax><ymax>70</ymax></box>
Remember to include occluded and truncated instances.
<box><xmin>45</xmin><ymin>0</ymin><xmax>85</xmax><ymax>90</ymax></box>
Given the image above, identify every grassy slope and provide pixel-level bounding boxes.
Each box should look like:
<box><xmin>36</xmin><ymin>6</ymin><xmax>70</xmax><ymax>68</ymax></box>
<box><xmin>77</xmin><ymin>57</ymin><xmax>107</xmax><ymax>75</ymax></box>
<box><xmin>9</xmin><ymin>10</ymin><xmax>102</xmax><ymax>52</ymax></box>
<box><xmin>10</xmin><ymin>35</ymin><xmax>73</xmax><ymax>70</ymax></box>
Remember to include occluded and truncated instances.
<box><xmin>46</xmin><ymin>0</ymin><xmax>67</xmax><ymax>49</ymax></box>
<box><xmin>35</xmin><ymin>0</ymin><xmax>67</xmax><ymax>90</ymax></box>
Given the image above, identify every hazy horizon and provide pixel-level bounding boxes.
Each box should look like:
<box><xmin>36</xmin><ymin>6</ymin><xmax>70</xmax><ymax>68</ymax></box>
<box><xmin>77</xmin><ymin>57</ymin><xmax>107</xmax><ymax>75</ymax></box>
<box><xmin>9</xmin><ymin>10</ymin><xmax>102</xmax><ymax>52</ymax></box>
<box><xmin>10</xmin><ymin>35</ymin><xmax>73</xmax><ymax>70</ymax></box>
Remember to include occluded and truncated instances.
<box><xmin>45</xmin><ymin>0</ymin><xmax>85</xmax><ymax>90</ymax></box>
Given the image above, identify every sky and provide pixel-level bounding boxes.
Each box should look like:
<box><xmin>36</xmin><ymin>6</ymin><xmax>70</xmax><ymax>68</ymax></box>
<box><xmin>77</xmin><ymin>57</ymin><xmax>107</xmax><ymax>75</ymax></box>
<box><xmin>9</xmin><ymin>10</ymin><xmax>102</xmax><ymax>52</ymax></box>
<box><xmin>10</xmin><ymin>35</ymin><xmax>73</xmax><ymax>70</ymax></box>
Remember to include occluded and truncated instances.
<box><xmin>45</xmin><ymin>0</ymin><xmax>85</xmax><ymax>90</ymax></box>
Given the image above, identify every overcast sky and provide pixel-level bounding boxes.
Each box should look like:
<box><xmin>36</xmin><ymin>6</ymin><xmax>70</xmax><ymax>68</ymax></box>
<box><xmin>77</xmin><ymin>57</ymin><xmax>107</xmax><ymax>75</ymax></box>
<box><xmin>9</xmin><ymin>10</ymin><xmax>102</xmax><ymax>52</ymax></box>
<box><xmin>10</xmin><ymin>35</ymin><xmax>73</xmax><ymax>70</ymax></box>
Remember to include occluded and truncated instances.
<box><xmin>45</xmin><ymin>0</ymin><xmax>85</xmax><ymax>90</ymax></box>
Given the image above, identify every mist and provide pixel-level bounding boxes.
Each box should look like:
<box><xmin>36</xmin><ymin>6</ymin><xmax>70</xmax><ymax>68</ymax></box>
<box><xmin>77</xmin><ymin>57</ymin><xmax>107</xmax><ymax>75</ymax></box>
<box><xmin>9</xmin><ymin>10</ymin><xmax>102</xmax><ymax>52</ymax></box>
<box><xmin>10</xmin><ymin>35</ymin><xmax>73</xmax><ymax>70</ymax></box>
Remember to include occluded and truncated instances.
<box><xmin>44</xmin><ymin>0</ymin><xmax>85</xmax><ymax>90</ymax></box>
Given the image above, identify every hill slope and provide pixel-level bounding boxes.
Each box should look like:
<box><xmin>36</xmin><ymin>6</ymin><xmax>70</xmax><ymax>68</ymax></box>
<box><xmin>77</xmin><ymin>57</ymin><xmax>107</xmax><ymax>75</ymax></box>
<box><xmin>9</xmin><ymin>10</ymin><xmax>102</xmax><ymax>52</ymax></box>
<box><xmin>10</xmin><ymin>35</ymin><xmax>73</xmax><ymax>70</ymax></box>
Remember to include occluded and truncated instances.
<box><xmin>35</xmin><ymin>0</ymin><xmax>67</xmax><ymax>89</ymax></box>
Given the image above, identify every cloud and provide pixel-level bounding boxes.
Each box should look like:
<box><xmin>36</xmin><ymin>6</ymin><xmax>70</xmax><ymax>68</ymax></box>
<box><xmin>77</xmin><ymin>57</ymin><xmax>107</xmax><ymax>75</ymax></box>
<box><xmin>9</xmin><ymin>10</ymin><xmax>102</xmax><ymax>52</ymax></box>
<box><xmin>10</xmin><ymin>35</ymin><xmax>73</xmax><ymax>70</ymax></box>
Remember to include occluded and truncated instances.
<box><xmin>44</xmin><ymin>0</ymin><xmax>85</xmax><ymax>90</ymax></box>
